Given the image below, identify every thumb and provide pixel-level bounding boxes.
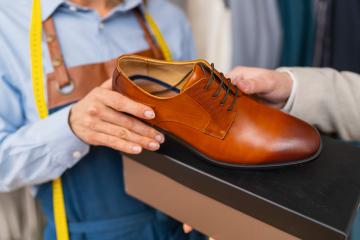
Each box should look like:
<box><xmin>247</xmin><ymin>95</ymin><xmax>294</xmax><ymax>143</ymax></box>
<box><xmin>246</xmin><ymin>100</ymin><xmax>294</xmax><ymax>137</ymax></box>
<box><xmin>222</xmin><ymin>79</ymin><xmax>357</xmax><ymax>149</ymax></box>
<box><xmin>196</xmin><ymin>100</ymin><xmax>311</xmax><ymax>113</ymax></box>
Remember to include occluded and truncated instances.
<box><xmin>235</xmin><ymin>79</ymin><xmax>252</xmax><ymax>94</ymax></box>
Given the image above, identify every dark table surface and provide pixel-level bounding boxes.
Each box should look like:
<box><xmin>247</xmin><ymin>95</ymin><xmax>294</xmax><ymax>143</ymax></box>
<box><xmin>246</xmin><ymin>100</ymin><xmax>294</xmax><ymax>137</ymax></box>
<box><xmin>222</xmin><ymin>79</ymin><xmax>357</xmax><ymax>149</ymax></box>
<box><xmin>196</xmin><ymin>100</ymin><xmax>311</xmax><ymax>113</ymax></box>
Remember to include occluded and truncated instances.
<box><xmin>128</xmin><ymin>136</ymin><xmax>360</xmax><ymax>240</ymax></box>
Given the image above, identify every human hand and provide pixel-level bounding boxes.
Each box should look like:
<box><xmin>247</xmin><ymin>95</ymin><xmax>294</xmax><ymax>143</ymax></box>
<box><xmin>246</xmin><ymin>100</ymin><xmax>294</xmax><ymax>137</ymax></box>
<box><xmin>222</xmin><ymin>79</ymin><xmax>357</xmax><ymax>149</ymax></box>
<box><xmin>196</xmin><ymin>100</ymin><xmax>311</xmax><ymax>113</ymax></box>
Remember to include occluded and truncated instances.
<box><xmin>69</xmin><ymin>79</ymin><xmax>164</xmax><ymax>154</ymax></box>
<box><xmin>226</xmin><ymin>66</ymin><xmax>293</xmax><ymax>109</ymax></box>
<box><xmin>183</xmin><ymin>224</ymin><xmax>215</xmax><ymax>240</ymax></box>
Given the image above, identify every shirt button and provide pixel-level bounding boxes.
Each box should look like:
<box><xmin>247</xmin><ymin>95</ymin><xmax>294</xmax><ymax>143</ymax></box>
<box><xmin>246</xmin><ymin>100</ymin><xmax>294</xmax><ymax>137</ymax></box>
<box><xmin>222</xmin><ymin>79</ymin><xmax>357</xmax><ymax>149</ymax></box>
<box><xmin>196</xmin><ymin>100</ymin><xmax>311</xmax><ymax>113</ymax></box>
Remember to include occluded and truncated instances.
<box><xmin>72</xmin><ymin>151</ymin><xmax>82</xmax><ymax>159</ymax></box>
<box><xmin>98</xmin><ymin>23</ymin><xmax>105</xmax><ymax>30</ymax></box>
<box><xmin>69</xmin><ymin>5</ymin><xmax>77</xmax><ymax>12</ymax></box>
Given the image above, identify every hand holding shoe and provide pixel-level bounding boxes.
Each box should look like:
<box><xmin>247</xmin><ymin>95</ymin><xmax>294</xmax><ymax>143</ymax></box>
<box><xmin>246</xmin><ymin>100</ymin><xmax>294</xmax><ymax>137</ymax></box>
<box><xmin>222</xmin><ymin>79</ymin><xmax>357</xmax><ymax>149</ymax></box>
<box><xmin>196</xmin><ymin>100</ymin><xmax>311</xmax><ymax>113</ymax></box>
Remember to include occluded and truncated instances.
<box><xmin>69</xmin><ymin>79</ymin><xmax>164</xmax><ymax>154</ymax></box>
<box><xmin>226</xmin><ymin>66</ymin><xmax>293</xmax><ymax>109</ymax></box>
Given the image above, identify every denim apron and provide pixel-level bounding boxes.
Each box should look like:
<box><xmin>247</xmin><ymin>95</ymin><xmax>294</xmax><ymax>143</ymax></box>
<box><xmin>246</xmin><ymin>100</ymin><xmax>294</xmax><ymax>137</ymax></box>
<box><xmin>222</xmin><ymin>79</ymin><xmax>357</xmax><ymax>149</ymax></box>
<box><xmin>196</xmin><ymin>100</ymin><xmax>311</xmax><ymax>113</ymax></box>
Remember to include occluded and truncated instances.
<box><xmin>38</xmin><ymin>146</ymin><xmax>199</xmax><ymax>240</ymax></box>
<box><xmin>36</xmin><ymin>9</ymin><xmax>205</xmax><ymax>240</ymax></box>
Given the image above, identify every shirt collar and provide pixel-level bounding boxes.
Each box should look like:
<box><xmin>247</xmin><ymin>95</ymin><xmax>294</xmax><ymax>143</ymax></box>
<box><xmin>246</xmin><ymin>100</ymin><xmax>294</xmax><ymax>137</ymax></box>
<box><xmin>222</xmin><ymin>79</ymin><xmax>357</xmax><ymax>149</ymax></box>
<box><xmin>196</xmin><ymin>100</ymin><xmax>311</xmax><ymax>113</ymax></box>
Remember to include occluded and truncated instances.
<box><xmin>41</xmin><ymin>0</ymin><xmax>143</xmax><ymax>21</ymax></box>
<box><xmin>41</xmin><ymin>0</ymin><xmax>64</xmax><ymax>20</ymax></box>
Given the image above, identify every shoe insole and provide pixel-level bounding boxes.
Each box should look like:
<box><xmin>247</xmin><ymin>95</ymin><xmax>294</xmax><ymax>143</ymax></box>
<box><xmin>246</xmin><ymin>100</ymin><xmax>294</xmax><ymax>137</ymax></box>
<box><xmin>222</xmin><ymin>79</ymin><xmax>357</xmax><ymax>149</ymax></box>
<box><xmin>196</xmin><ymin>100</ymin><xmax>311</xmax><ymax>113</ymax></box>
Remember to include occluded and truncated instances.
<box><xmin>129</xmin><ymin>69</ymin><xmax>193</xmax><ymax>97</ymax></box>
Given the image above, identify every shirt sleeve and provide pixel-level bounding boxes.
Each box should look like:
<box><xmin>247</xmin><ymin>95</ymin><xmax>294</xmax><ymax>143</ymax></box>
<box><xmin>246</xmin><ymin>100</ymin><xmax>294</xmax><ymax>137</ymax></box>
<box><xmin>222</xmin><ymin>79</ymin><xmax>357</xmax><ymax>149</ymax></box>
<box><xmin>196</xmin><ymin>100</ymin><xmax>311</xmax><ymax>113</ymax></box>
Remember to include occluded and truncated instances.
<box><xmin>179</xmin><ymin>13</ymin><xmax>197</xmax><ymax>61</ymax></box>
<box><xmin>147</xmin><ymin>0</ymin><xmax>196</xmax><ymax>61</ymax></box>
<box><xmin>0</xmin><ymin>70</ymin><xmax>90</xmax><ymax>192</ymax></box>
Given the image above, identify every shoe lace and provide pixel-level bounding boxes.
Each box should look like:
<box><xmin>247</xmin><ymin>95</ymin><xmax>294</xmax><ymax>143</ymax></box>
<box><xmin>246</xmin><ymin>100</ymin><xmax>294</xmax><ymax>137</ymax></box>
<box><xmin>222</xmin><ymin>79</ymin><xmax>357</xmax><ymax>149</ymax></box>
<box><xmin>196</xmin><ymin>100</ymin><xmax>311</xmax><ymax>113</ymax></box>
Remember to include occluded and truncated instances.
<box><xmin>200</xmin><ymin>63</ymin><xmax>238</xmax><ymax>112</ymax></box>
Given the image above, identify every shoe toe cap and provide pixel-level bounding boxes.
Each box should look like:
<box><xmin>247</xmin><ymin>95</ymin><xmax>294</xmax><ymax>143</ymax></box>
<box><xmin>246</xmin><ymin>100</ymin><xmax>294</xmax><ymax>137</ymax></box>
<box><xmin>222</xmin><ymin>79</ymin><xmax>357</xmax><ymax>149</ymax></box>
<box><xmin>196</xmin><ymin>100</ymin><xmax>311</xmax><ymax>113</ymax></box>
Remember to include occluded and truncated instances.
<box><xmin>272</xmin><ymin>117</ymin><xmax>322</xmax><ymax>164</ymax></box>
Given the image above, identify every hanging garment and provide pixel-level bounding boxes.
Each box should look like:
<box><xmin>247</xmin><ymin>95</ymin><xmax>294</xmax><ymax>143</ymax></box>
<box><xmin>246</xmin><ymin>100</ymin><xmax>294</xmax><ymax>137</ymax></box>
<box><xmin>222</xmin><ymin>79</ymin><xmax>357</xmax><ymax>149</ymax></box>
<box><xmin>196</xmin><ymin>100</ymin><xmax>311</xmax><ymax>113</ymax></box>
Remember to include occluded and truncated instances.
<box><xmin>312</xmin><ymin>0</ymin><xmax>332</xmax><ymax>68</ymax></box>
<box><xmin>312</xmin><ymin>1</ymin><xmax>360</xmax><ymax>238</ymax></box>
<box><xmin>278</xmin><ymin>0</ymin><xmax>316</xmax><ymax>67</ymax></box>
<box><xmin>313</xmin><ymin>0</ymin><xmax>360</xmax><ymax>73</ymax></box>
<box><xmin>186</xmin><ymin>0</ymin><xmax>232</xmax><ymax>72</ymax></box>
<box><xmin>230</xmin><ymin>0</ymin><xmax>283</xmax><ymax>69</ymax></box>
<box><xmin>0</xmin><ymin>188</ymin><xmax>44</xmax><ymax>240</ymax></box>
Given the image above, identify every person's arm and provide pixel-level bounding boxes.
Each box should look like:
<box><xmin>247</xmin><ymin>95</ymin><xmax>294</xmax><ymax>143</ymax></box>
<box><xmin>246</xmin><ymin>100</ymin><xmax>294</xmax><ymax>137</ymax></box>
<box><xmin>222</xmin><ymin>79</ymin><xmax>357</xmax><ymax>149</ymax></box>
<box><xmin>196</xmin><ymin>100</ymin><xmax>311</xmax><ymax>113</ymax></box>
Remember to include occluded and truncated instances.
<box><xmin>0</xmin><ymin>72</ymin><xmax>164</xmax><ymax>192</ymax></box>
<box><xmin>227</xmin><ymin>66</ymin><xmax>360</xmax><ymax>141</ymax></box>
<box><xmin>281</xmin><ymin>67</ymin><xmax>360</xmax><ymax>141</ymax></box>
<box><xmin>0</xmin><ymin>70</ymin><xmax>89</xmax><ymax>192</ymax></box>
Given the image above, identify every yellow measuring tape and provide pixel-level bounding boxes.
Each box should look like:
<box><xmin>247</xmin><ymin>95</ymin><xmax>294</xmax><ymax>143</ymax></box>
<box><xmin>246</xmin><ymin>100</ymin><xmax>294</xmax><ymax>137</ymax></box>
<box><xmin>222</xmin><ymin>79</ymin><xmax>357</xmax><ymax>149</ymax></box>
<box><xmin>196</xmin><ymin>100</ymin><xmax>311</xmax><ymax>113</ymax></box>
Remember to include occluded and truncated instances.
<box><xmin>30</xmin><ymin>0</ymin><xmax>70</xmax><ymax>240</ymax></box>
<box><xmin>144</xmin><ymin>12</ymin><xmax>173</xmax><ymax>61</ymax></box>
<box><xmin>30</xmin><ymin>0</ymin><xmax>172</xmax><ymax>239</ymax></box>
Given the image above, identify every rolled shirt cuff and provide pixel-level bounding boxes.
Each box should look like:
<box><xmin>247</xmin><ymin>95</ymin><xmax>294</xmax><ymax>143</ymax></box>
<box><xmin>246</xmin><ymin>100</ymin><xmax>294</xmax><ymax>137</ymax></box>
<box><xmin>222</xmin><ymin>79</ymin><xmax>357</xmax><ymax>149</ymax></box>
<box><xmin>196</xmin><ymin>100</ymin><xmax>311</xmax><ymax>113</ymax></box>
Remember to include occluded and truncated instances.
<box><xmin>276</xmin><ymin>68</ymin><xmax>298</xmax><ymax>113</ymax></box>
<box><xmin>45</xmin><ymin>105</ymin><xmax>90</xmax><ymax>169</ymax></box>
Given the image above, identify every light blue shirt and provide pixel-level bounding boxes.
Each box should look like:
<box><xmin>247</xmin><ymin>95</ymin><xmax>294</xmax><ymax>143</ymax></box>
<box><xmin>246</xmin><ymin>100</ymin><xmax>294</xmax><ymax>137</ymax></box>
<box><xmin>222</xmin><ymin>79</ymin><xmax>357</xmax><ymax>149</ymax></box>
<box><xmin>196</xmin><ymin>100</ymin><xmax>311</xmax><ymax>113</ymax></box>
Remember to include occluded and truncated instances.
<box><xmin>0</xmin><ymin>0</ymin><xmax>195</xmax><ymax>192</ymax></box>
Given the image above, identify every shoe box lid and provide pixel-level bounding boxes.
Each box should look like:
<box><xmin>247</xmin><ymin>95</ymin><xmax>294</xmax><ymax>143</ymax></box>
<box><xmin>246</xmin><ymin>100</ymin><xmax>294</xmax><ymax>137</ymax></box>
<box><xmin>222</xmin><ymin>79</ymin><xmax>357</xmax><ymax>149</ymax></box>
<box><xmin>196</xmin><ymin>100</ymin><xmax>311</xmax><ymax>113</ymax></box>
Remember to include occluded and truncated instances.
<box><xmin>124</xmin><ymin>136</ymin><xmax>360</xmax><ymax>240</ymax></box>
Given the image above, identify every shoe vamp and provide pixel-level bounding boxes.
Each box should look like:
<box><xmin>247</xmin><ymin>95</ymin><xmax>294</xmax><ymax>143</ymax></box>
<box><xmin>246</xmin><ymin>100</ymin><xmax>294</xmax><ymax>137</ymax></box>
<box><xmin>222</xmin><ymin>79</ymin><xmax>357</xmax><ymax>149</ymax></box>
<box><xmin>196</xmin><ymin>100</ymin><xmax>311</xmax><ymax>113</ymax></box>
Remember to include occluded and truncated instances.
<box><xmin>157</xmin><ymin>96</ymin><xmax>320</xmax><ymax>165</ymax></box>
<box><xmin>223</xmin><ymin>96</ymin><xmax>321</xmax><ymax>164</ymax></box>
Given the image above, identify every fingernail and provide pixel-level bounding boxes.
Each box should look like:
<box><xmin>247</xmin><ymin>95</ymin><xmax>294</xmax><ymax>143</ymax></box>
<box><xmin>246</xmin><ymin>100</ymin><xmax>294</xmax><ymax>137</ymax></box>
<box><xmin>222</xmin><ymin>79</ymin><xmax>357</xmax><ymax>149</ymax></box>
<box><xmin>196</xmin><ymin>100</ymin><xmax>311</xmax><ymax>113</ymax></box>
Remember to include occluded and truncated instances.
<box><xmin>155</xmin><ymin>134</ymin><xmax>164</xmax><ymax>143</ymax></box>
<box><xmin>144</xmin><ymin>110</ymin><xmax>155</xmax><ymax>119</ymax></box>
<box><xmin>149</xmin><ymin>142</ymin><xmax>160</xmax><ymax>150</ymax></box>
<box><xmin>132</xmin><ymin>145</ymin><xmax>142</xmax><ymax>153</ymax></box>
<box><xmin>239</xmin><ymin>80</ymin><xmax>250</xmax><ymax>92</ymax></box>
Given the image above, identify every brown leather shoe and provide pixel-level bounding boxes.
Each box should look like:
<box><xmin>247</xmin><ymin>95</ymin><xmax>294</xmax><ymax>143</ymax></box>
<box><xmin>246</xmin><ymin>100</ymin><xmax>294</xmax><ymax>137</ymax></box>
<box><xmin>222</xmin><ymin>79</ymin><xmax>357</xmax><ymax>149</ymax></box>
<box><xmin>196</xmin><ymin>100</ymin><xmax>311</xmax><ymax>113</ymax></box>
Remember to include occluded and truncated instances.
<box><xmin>113</xmin><ymin>55</ymin><xmax>322</xmax><ymax>168</ymax></box>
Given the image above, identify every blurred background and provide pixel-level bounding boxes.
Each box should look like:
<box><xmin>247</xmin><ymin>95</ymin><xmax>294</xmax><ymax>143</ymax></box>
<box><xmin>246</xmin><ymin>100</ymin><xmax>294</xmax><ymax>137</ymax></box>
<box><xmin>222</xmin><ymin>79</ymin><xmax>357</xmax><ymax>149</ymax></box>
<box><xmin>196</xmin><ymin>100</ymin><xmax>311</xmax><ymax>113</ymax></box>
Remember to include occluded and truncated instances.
<box><xmin>170</xmin><ymin>0</ymin><xmax>360</xmax><ymax>74</ymax></box>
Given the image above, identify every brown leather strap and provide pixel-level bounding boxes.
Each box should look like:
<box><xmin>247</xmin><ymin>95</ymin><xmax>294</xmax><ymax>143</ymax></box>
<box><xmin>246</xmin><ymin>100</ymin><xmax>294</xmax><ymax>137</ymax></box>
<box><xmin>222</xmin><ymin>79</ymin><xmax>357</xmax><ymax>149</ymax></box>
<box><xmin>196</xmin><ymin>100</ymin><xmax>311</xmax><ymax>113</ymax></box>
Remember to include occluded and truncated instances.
<box><xmin>44</xmin><ymin>5</ymin><xmax>165</xmax><ymax>109</ymax></box>
<box><xmin>43</xmin><ymin>7</ymin><xmax>162</xmax><ymax>89</ymax></box>
<box><xmin>43</xmin><ymin>18</ymin><xmax>72</xmax><ymax>88</ymax></box>
<box><xmin>134</xmin><ymin>8</ymin><xmax>163</xmax><ymax>60</ymax></box>
<box><xmin>47</xmin><ymin>49</ymin><xmax>156</xmax><ymax>109</ymax></box>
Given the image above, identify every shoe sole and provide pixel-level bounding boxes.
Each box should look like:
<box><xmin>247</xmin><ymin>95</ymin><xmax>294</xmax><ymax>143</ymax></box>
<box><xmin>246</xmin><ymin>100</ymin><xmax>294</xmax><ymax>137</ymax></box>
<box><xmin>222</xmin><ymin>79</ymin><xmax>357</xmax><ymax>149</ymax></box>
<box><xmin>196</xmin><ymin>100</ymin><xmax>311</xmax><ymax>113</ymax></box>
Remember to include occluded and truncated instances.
<box><xmin>158</xmin><ymin>128</ymin><xmax>323</xmax><ymax>170</ymax></box>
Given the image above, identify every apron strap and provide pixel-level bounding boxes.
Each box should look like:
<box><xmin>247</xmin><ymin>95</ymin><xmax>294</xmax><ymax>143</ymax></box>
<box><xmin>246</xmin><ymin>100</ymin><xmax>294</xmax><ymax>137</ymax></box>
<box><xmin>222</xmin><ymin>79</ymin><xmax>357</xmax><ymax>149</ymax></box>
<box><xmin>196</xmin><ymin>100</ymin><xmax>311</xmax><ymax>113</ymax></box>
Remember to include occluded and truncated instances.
<box><xmin>43</xmin><ymin>7</ymin><xmax>163</xmax><ymax>90</ymax></box>
<box><xmin>43</xmin><ymin>18</ymin><xmax>72</xmax><ymax>89</ymax></box>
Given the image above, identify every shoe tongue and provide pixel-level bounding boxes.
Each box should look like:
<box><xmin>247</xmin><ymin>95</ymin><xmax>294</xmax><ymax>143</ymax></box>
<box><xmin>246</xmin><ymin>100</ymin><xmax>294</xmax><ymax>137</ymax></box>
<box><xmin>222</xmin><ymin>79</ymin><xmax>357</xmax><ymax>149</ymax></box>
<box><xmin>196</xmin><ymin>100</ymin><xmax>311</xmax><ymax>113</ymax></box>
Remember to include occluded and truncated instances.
<box><xmin>181</xmin><ymin>63</ymin><xmax>206</xmax><ymax>91</ymax></box>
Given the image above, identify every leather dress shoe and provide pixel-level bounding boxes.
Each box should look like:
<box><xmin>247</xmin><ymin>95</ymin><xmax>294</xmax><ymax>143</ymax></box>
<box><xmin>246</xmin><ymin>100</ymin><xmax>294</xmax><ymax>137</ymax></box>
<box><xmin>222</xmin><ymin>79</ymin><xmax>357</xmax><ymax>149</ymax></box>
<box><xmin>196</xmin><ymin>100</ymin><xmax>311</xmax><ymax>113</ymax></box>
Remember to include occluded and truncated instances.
<box><xmin>113</xmin><ymin>55</ymin><xmax>322</xmax><ymax>168</ymax></box>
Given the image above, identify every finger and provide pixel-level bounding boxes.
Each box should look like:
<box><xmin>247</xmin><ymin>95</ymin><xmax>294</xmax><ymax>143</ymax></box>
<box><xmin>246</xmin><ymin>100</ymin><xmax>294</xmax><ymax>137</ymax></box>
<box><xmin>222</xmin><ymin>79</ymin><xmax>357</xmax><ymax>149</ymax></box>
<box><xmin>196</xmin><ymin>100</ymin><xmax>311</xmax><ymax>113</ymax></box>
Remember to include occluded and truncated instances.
<box><xmin>183</xmin><ymin>224</ymin><xmax>193</xmax><ymax>234</ymax></box>
<box><xmin>235</xmin><ymin>79</ymin><xmax>251</xmax><ymax>93</ymax></box>
<box><xmin>92</xmin><ymin>120</ymin><xmax>161</xmax><ymax>151</ymax></box>
<box><xmin>235</xmin><ymin>78</ymin><xmax>274</xmax><ymax>95</ymax></box>
<box><xmin>225</xmin><ymin>66</ymin><xmax>268</xmax><ymax>82</ymax></box>
<box><xmin>226</xmin><ymin>72</ymin><xmax>242</xmax><ymax>85</ymax></box>
<box><xmin>95</xmin><ymin>88</ymin><xmax>156</xmax><ymax>120</ymax></box>
<box><xmin>226</xmin><ymin>66</ymin><xmax>255</xmax><ymax>82</ymax></box>
<box><xmin>225</xmin><ymin>67</ymin><xmax>245</xmax><ymax>81</ymax></box>
<box><xmin>90</xmin><ymin>131</ymin><xmax>143</xmax><ymax>154</ymax></box>
<box><xmin>100</xmin><ymin>79</ymin><xmax>112</xmax><ymax>90</ymax></box>
<box><xmin>98</xmin><ymin>107</ymin><xmax>164</xmax><ymax>143</ymax></box>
